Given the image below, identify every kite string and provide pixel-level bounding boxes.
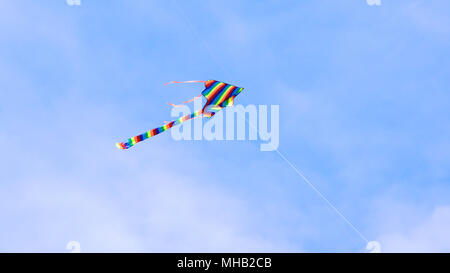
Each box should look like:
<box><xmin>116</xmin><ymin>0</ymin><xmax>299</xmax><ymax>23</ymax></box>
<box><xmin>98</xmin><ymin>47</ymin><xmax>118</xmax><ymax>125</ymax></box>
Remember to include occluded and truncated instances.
<box><xmin>237</xmin><ymin>109</ymin><xmax>369</xmax><ymax>244</ymax></box>
<box><xmin>170</xmin><ymin>0</ymin><xmax>370</xmax><ymax>247</ymax></box>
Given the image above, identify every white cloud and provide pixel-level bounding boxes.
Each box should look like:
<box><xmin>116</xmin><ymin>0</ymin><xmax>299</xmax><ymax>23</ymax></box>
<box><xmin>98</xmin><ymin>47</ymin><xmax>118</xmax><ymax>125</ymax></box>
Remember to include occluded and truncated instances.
<box><xmin>0</xmin><ymin>88</ymin><xmax>299</xmax><ymax>251</ymax></box>
<box><xmin>378</xmin><ymin>206</ymin><xmax>450</xmax><ymax>252</ymax></box>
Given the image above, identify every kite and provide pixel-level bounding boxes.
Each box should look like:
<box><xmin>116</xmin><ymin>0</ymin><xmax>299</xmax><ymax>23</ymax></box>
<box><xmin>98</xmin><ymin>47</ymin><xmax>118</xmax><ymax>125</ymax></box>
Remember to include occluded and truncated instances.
<box><xmin>116</xmin><ymin>80</ymin><xmax>244</xmax><ymax>149</ymax></box>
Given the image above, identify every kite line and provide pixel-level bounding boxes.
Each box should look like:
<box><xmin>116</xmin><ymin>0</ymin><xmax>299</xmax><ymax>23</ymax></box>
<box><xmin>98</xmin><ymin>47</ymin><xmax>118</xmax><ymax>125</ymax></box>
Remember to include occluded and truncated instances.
<box><xmin>170</xmin><ymin>0</ymin><xmax>370</xmax><ymax>246</ymax></box>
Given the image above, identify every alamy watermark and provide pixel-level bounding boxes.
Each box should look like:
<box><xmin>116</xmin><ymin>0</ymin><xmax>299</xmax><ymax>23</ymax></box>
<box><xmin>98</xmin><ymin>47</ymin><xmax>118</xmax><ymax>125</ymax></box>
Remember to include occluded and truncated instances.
<box><xmin>366</xmin><ymin>0</ymin><xmax>381</xmax><ymax>6</ymax></box>
<box><xmin>366</xmin><ymin>241</ymin><xmax>382</xmax><ymax>253</ymax></box>
<box><xmin>66</xmin><ymin>241</ymin><xmax>81</xmax><ymax>253</ymax></box>
<box><xmin>170</xmin><ymin>99</ymin><xmax>279</xmax><ymax>151</ymax></box>
<box><xmin>66</xmin><ymin>0</ymin><xmax>81</xmax><ymax>6</ymax></box>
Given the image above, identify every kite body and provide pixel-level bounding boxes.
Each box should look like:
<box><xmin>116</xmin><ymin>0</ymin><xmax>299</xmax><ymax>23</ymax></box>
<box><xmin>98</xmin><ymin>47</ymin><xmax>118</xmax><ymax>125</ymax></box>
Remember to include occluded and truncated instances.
<box><xmin>116</xmin><ymin>80</ymin><xmax>244</xmax><ymax>150</ymax></box>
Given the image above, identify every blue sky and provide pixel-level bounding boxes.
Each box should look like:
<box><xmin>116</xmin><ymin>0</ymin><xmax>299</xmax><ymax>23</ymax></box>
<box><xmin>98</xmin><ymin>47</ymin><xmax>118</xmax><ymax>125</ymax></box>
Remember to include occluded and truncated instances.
<box><xmin>1</xmin><ymin>0</ymin><xmax>450</xmax><ymax>252</ymax></box>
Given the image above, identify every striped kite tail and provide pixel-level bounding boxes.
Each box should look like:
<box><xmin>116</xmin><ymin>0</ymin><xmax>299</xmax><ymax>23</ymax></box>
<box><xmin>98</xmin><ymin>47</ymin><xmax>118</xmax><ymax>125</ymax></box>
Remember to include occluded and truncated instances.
<box><xmin>116</xmin><ymin>110</ymin><xmax>203</xmax><ymax>150</ymax></box>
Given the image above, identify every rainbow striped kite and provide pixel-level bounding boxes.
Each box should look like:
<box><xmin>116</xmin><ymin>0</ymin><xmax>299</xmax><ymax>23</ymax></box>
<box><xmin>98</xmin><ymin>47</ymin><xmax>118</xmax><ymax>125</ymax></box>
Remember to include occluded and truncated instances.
<box><xmin>116</xmin><ymin>80</ymin><xmax>244</xmax><ymax>149</ymax></box>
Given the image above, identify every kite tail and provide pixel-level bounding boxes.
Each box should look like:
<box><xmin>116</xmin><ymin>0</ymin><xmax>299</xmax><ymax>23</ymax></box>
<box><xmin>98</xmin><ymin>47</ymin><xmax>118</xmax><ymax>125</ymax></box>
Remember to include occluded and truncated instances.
<box><xmin>116</xmin><ymin>110</ymin><xmax>204</xmax><ymax>150</ymax></box>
